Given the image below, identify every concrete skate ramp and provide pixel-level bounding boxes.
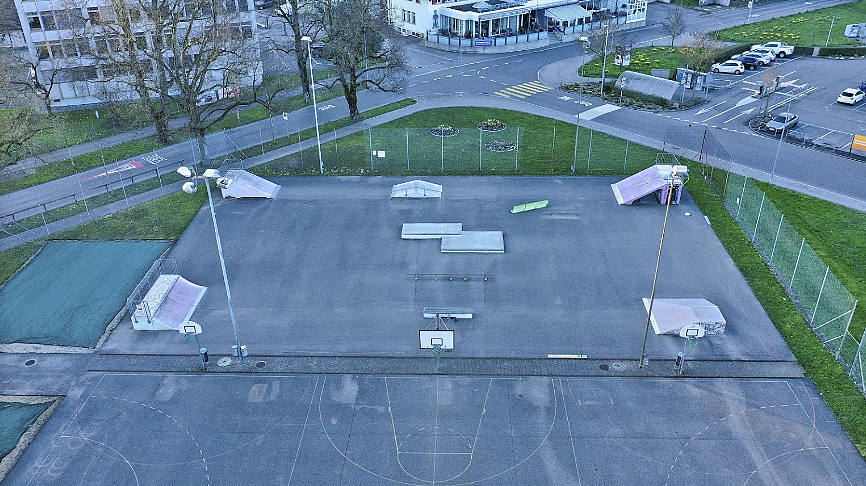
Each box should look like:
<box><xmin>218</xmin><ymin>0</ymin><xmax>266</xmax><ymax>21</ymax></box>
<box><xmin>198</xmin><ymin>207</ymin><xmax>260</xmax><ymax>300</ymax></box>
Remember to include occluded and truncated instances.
<box><xmin>132</xmin><ymin>275</ymin><xmax>206</xmax><ymax>331</ymax></box>
<box><xmin>611</xmin><ymin>165</ymin><xmax>669</xmax><ymax>205</ymax></box>
<box><xmin>401</xmin><ymin>223</ymin><xmax>463</xmax><ymax>239</ymax></box>
<box><xmin>643</xmin><ymin>298</ymin><xmax>726</xmax><ymax>335</ymax></box>
<box><xmin>441</xmin><ymin>231</ymin><xmax>504</xmax><ymax>253</ymax></box>
<box><xmin>220</xmin><ymin>170</ymin><xmax>280</xmax><ymax>198</ymax></box>
<box><xmin>391</xmin><ymin>180</ymin><xmax>442</xmax><ymax>198</ymax></box>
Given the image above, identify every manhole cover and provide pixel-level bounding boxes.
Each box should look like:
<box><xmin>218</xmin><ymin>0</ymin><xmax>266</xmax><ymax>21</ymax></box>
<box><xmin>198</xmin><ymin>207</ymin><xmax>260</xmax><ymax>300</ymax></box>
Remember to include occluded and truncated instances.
<box><xmin>255</xmin><ymin>361</ymin><xmax>266</xmax><ymax>368</ymax></box>
<box><xmin>217</xmin><ymin>357</ymin><xmax>233</xmax><ymax>367</ymax></box>
<box><xmin>598</xmin><ymin>364</ymin><xmax>610</xmax><ymax>371</ymax></box>
<box><xmin>25</xmin><ymin>359</ymin><xmax>36</xmax><ymax>366</ymax></box>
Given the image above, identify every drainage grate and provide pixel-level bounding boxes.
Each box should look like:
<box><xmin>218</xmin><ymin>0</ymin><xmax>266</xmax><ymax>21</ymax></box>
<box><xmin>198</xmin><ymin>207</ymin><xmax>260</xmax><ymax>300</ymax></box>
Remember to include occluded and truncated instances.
<box><xmin>25</xmin><ymin>359</ymin><xmax>36</xmax><ymax>366</ymax></box>
<box><xmin>256</xmin><ymin>361</ymin><xmax>266</xmax><ymax>368</ymax></box>
<box><xmin>598</xmin><ymin>364</ymin><xmax>609</xmax><ymax>371</ymax></box>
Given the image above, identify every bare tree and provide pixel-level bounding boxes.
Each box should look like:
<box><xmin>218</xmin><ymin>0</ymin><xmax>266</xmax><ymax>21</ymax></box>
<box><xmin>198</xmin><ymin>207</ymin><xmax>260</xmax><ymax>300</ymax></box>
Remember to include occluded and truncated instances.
<box><xmin>268</xmin><ymin>0</ymin><xmax>319</xmax><ymax>102</ymax></box>
<box><xmin>582</xmin><ymin>23</ymin><xmax>634</xmax><ymax>92</ymax></box>
<box><xmin>0</xmin><ymin>50</ymin><xmax>53</xmax><ymax>171</ymax></box>
<box><xmin>660</xmin><ymin>8</ymin><xmax>687</xmax><ymax>48</ymax></box>
<box><xmin>312</xmin><ymin>0</ymin><xmax>408</xmax><ymax>119</ymax></box>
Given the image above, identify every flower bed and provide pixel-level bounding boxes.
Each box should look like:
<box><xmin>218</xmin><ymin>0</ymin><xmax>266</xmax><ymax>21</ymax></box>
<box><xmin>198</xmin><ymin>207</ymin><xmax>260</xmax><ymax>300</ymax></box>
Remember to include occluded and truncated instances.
<box><xmin>477</xmin><ymin>119</ymin><xmax>506</xmax><ymax>132</ymax></box>
<box><xmin>430</xmin><ymin>125</ymin><xmax>459</xmax><ymax>137</ymax></box>
<box><xmin>484</xmin><ymin>140</ymin><xmax>516</xmax><ymax>152</ymax></box>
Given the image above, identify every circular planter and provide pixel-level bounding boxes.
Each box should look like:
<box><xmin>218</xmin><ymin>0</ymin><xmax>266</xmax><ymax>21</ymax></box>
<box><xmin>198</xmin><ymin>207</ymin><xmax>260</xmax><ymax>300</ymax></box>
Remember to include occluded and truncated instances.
<box><xmin>485</xmin><ymin>140</ymin><xmax>516</xmax><ymax>152</ymax></box>
<box><xmin>477</xmin><ymin>120</ymin><xmax>506</xmax><ymax>132</ymax></box>
<box><xmin>430</xmin><ymin>126</ymin><xmax>459</xmax><ymax>137</ymax></box>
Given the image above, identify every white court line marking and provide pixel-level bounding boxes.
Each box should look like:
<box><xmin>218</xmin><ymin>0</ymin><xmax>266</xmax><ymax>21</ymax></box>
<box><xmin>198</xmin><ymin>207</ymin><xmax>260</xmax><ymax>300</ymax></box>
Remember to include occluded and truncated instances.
<box><xmin>288</xmin><ymin>376</ymin><xmax>319</xmax><ymax>486</ymax></box>
<box><xmin>559</xmin><ymin>379</ymin><xmax>583</xmax><ymax>485</ymax></box>
<box><xmin>59</xmin><ymin>436</ymin><xmax>141</xmax><ymax>486</ymax></box>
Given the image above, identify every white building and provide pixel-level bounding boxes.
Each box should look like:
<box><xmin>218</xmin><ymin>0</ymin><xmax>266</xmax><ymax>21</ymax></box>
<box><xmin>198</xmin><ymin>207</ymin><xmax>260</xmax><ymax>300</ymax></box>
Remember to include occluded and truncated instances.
<box><xmin>12</xmin><ymin>0</ymin><xmax>261</xmax><ymax>108</ymax></box>
<box><xmin>390</xmin><ymin>0</ymin><xmax>647</xmax><ymax>52</ymax></box>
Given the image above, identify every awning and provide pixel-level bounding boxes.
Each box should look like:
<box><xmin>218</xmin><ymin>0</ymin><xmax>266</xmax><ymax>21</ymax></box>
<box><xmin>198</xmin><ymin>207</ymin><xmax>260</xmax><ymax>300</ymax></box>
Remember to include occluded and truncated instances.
<box><xmin>545</xmin><ymin>4</ymin><xmax>591</xmax><ymax>20</ymax></box>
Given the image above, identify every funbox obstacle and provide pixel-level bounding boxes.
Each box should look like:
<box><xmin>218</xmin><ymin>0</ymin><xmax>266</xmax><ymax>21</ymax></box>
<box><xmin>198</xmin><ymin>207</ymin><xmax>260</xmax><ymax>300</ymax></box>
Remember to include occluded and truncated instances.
<box><xmin>218</xmin><ymin>170</ymin><xmax>281</xmax><ymax>198</ymax></box>
<box><xmin>611</xmin><ymin>164</ymin><xmax>688</xmax><ymax>205</ymax></box>
<box><xmin>131</xmin><ymin>275</ymin><xmax>207</xmax><ymax>331</ymax></box>
<box><xmin>391</xmin><ymin>180</ymin><xmax>442</xmax><ymax>198</ymax></box>
<box><xmin>642</xmin><ymin>298</ymin><xmax>726</xmax><ymax>335</ymax></box>
<box><xmin>401</xmin><ymin>223</ymin><xmax>504</xmax><ymax>253</ymax></box>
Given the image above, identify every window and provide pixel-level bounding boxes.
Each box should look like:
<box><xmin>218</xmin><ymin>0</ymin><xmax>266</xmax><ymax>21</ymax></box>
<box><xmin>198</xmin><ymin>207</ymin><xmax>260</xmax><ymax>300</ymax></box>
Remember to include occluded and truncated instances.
<box><xmin>28</xmin><ymin>14</ymin><xmax>42</xmax><ymax>30</ymax></box>
<box><xmin>42</xmin><ymin>11</ymin><xmax>57</xmax><ymax>31</ymax></box>
<box><xmin>76</xmin><ymin>39</ymin><xmax>91</xmax><ymax>56</ymax></box>
<box><xmin>47</xmin><ymin>40</ymin><xmax>62</xmax><ymax>58</ymax></box>
<box><xmin>163</xmin><ymin>29</ymin><xmax>174</xmax><ymax>48</ymax></box>
<box><xmin>130</xmin><ymin>8</ymin><xmax>142</xmax><ymax>23</ymax></box>
<box><xmin>225</xmin><ymin>0</ymin><xmax>237</xmax><ymax>12</ymax></box>
<box><xmin>36</xmin><ymin>41</ymin><xmax>50</xmax><ymax>60</ymax></box>
<box><xmin>94</xmin><ymin>35</ymin><xmax>109</xmax><ymax>56</ymax></box>
<box><xmin>240</xmin><ymin>22</ymin><xmax>252</xmax><ymax>39</ymax></box>
<box><xmin>87</xmin><ymin>6</ymin><xmax>100</xmax><ymax>23</ymax></box>
<box><xmin>108</xmin><ymin>35</ymin><xmax>122</xmax><ymax>53</ymax></box>
<box><xmin>135</xmin><ymin>32</ymin><xmax>148</xmax><ymax>50</ymax></box>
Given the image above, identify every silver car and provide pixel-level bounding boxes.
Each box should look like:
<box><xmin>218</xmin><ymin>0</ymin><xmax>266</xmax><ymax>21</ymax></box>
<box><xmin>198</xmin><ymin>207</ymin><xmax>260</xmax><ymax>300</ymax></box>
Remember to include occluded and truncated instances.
<box><xmin>765</xmin><ymin>112</ymin><xmax>798</xmax><ymax>133</ymax></box>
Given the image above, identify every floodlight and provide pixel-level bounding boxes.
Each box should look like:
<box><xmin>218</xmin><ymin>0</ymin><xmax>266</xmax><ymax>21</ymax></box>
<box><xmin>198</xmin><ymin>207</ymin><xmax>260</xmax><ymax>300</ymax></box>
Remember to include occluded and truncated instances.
<box><xmin>301</xmin><ymin>35</ymin><xmax>311</xmax><ymax>43</ymax></box>
<box><xmin>216</xmin><ymin>177</ymin><xmax>232</xmax><ymax>189</ymax></box>
<box><xmin>177</xmin><ymin>166</ymin><xmax>193</xmax><ymax>178</ymax></box>
<box><xmin>203</xmin><ymin>169</ymin><xmax>220</xmax><ymax>178</ymax></box>
<box><xmin>182</xmin><ymin>181</ymin><xmax>197</xmax><ymax>194</ymax></box>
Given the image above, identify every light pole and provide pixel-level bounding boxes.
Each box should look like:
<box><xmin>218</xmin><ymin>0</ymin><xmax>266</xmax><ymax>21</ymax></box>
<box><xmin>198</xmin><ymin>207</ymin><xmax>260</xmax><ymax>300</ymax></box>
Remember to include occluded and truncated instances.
<box><xmin>639</xmin><ymin>165</ymin><xmax>687</xmax><ymax>368</ymax></box>
<box><xmin>176</xmin><ymin>166</ymin><xmax>246</xmax><ymax>364</ymax></box>
<box><xmin>301</xmin><ymin>35</ymin><xmax>324</xmax><ymax>175</ymax></box>
<box><xmin>599</xmin><ymin>24</ymin><xmax>611</xmax><ymax>95</ymax></box>
<box><xmin>573</xmin><ymin>37</ymin><xmax>589</xmax><ymax>173</ymax></box>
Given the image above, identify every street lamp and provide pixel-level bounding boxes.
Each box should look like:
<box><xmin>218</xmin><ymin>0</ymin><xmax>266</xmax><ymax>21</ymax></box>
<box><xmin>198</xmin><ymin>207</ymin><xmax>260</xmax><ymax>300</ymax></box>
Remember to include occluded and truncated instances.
<box><xmin>573</xmin><ymin>36</ymin><xmax>589</xmax><ymax>173</ymax></box>
<box><xmin>599</xmin><ymin>24</ymin><xmax>611</xmax><ymax>95</ymax></box>
<box><xmin>639</xmin><ymin>165</ymin><xmax>687</xmax><ymax>368</ymax></box>
<box><xmin>177</xmin><ymin>166</ymin><xmax>246</xmax><ymax>363</ymax></box>
<box><xmin>301</xmin><ymin>35</ymin><xmax>324</xmax><ymax>175</ymax></box>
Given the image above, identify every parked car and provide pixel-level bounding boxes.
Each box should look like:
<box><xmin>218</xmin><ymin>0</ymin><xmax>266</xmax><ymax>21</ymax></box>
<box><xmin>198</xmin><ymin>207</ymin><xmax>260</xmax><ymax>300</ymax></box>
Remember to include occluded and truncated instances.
<box><xmin>739</xmin><ymin>56</ymin><xmax>761</xmax><ymax>70</ymax></box>
<box><xmin>765</xmin><ymin>112</ymin><xmax>799</xmax><ymax>133</ymax></box>
<box><xmin>752</xmin><ymin>42</ymin><xmax>795</xmax><ymax>58</ymax></box>
<box><xmin>749</xmin><ymin>47</ymin><xmax>777</xmax><ymax>61</ymax></box>
<box><xmin>711</xmin><ymin>60</ymin><xmax>744</xmax><ymax>75</ymax></box>
<box><xmin>744</xmin><ymin>50</ymin><xmax>773</xmax><ymax>66</ymax></box>
<box><xmin>254</xmin><ymin>0</ymin><xmax>274</xmax><ymax>9</ymax></box>
<box><xmin>837</xmin><ymin>88</ymin><xmax>865</xmax><ymax>105</ymax></box>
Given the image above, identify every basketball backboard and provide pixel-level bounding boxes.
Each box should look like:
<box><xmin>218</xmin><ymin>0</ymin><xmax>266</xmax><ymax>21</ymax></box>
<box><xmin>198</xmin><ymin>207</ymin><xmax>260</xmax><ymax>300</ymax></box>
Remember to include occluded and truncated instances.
<box><xmin>420</xmin><ymin>330</ymin><xmax>454</xmax><ymax>350</ymax></box>
<box><xmin>679</xmin><ymin>325</ymin><xmax>705</xmax><ymax>339</ymax></box>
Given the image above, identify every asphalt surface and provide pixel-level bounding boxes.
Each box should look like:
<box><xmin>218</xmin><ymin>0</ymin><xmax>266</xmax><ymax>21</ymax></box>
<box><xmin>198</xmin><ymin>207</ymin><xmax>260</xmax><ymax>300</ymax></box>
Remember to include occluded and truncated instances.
<box><xmin>3</xmin><ymin>1</ymin><xmax>866</xmax><ymax>484</ymax></box>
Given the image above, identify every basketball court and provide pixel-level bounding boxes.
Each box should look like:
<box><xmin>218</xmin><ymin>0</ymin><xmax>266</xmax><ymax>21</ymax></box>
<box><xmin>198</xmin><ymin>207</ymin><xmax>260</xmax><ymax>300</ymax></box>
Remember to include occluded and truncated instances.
<box><xmin>101</xmin><ymin>176</ymin><xmax>792</xmax><ymax>362</ymax></box>
<box><xmin>5</xmin><ymin>372</ymin><xmax>864</xmax><ymax>485</ymax></box>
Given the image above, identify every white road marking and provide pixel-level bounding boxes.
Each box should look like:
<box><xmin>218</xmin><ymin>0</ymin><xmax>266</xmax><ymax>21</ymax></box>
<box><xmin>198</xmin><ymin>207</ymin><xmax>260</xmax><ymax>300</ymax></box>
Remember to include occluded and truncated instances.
<box><xmin>579</xmin><ymin>104</ymin><xmax>620</xmax><ymax>120</ymax></box>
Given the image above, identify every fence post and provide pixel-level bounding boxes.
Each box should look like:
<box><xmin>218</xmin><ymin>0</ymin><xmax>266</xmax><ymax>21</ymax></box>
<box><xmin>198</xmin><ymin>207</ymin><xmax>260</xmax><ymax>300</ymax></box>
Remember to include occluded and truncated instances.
<box><xmin>479</xmin><ymin>130</ymin><xmax>482</xmax><ymax>172</ymax></box>
<box><xmin>41</xmin><ymin>207</ymin><xmax>49</xmax><ymax>235</ymax></box>
<box><xmin>77</xmin><ymin>176</ymin><xmax>91</xmax><ymax>220</ymax></box>
<box><xmin>515</xmin><ymin>127</ymin><xmax>519</xmax><ymax>171</ymax></box>
<box><xmin>442</xmin><ymin>134</ymin><xmax>445</xmax><ymax>172</ymax></box>
<box><xmin>769</xmin><ymin>214</ymin><xmax>784</xmax><ymax>263</ymax></box>
<box><xmin>586</xmin><ymin>129</ymin><xmax>593</xmax><ymax>170</ymax></box>
<box><xmin>836</xmin><ymin>300</ymin><xmax>858</xmax><ymax>360</ymax></box>
<box><xmin>752</xmin><ymin>193</ymin><xmax>765</xmax><ymax>243</ymax></box>
<box><xmin>551</xmin><ymin>125</ymin><xmax>556</xmax><ymax>171</ymax></box>
<box><xmin>623</xmin><ymin>135</ymin><xmax>629</xmax><ymax>171</ymax></box>
<box><xmin>810</xmin><ymin>266</ymin><xmax>830</xmax><ymax>326</ymax></box>
<box><xmin>156</xmin><ymin>163</ymin><xmax>163</xmax><ymax>188</ymax></box>
<box><xmin>789</xmin><ymin>237</ymin><xmax>805</xmax><ymax>293</ymax></box>
<box><xmin>736</xmin><ymin>176</ymin><xmax>747</xmax><ymax>221</ymax></box>
<box><xmin>369</xmin><ymin>128</ymin><xmax>373</xmax><ymax>172</ymax></box>
<box><xmin>334</xmin><ymin>127</ymin><xmax>338</xmax><ymax>167</ymax></box>
<box><xmin>406</xmin><ymin>128</ymin><xmax>410</xmax><ymax>171</ymax></box>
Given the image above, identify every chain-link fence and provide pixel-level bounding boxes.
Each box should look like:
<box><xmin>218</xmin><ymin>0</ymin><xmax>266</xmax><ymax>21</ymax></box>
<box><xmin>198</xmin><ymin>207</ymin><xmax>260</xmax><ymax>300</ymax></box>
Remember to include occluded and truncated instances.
<box><xmin>0</xmin><ymin>153</ymin><xmax>208</xmax><ymax>252</ymax></box>
<box><xmin>663</xmin><ymin>126</ymin><xmax>864</xmax><ymax>396</ymax></box>
<box><xmin>260</xmin><ymin>125</ymin><xmax>657</xmax><ymax>175</ymax></box>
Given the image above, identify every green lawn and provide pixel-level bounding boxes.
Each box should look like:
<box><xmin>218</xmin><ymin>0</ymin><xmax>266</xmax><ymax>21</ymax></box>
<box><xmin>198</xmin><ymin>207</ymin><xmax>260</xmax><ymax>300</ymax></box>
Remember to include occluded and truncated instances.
<box><xmin>1</xmin><ymin>107</ymin><xmax>864</xmax><ymax>458</ymax></box>
<box><xmin>714</xmin><ymin>1</ymin><xmax>866</xmax><ymax>46</ymax></box>
<box><xmin>580</xmin><ymin>45</ymin><xmax>683</xmax><ymax>79</ymax></box>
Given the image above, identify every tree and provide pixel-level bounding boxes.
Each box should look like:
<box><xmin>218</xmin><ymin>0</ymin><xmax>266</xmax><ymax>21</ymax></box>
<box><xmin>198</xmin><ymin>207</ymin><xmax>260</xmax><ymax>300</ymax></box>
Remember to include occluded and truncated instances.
<box><xmin>268</xmin><ymin>0</ymin><xmax>319</xmax><ymax>102</ymax></box>
<box><xmin>312</xmin><ymin>0</ymin><xmax>408</xmax><ymax>120</ymax></box>
<box><xmin>660</xmin><ymin>8</ymin><xmax>687</xmax><ymax>49</ymax></box>
<box><xmin>581</xmin><ymin>23</ymin><xmax>633</xmax><ymax>92</ymax></box>
<box><xmin>680</xmin><ymin>31</ymin><xmax>722</xmax><ymax>89</ymax></box>
<box><xmin>0</xmin><ymin>50</ymin><xmax>53</xmax><ymax>171</ymax></box>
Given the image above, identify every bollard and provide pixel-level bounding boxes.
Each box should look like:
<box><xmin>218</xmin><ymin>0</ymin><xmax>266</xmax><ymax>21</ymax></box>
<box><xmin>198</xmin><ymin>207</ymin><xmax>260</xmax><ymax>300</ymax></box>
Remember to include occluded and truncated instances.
<box><xmin>675</xmin><ymin>352</ymin><xmax>684</xmax><ymax>374</ymax></box>
<box><xmin>199</xmin><ymin>347</ymin><xmax>209</xmax><ymax>368</ymax></box>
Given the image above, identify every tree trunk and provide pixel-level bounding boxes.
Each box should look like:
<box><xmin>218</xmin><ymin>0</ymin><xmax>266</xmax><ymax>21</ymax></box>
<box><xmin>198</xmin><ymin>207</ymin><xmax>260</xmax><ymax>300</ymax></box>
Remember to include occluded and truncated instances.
<box><xmin>344</xmin><ymin>74</ymin><xmax>360</xmax><ymax>120</ymax></box>
<box><xmin>296</xmin><ymin>45</ymin><xmax>311</xmax><ymax>103</ymax></box>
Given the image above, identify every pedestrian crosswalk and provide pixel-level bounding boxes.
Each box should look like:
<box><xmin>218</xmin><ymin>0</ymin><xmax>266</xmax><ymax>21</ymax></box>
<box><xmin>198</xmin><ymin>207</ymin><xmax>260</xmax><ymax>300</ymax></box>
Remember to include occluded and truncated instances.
<box><xmin>495</xmin><ymin>81</ymin><xmax>552</xmax><ymax>99</ymax></box>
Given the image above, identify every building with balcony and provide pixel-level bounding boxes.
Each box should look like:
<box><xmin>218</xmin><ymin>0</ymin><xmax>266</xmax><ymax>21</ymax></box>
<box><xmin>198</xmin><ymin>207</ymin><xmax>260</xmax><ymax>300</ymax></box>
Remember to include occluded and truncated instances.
<box><xmin>390</xmin><ymin>0</ymin><xmax>647</xmax><ymax>52</ymax></box>
<box><xmin>12</xmin><ymin>0</ymin><xmax>261</xmax><ymax>108</ymax></box>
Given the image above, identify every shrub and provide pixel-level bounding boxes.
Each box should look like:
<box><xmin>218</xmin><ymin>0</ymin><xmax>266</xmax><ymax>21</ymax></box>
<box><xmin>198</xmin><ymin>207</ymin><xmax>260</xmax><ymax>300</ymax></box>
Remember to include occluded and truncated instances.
<box><xmin>818</xmin><ymin>46</ymin><xmax>866</xmax><ymax>57</ymax></box>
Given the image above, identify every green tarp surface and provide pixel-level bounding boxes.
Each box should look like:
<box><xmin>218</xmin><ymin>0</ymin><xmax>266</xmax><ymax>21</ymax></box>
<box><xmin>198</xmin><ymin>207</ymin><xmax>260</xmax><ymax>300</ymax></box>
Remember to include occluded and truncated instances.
<box><xmin>0</xmin><ymin>240</ymin><xmax>170</xmax><ymax>347</ymax></box>
<box><xmin>0</xmin><ymin>401</ymin><xmax>51</xmax><ymax>460</ymax></box>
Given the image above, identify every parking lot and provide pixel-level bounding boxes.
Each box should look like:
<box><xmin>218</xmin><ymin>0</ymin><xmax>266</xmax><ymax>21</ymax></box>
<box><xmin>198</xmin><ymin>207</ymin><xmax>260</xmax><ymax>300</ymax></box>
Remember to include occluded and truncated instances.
<box><xmin>681</xmin><ymin>56</ymin><xmax>866</xmax><ymax>149</ymax></box>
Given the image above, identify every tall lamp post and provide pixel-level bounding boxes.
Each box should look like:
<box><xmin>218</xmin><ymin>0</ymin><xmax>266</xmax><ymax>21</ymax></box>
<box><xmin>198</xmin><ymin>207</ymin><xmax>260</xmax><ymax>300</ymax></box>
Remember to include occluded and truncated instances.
<box><xmin>599</xmin><ymin>24</ymin><xmax>611</xmax><ymax>95</ymax></box>
<box><xmin>573</xmin><ymin>36</ymin><xmax>589</xmax><ymax>173</ymax></box>
<box><xmin>177</xmin><ymin>166</ymin><xmax>246</xmax><ymax>363</ymax></box>
<box><xmin>301</xmin><ymin>35</ymin><xmax>324</xmax><ymax>175</ymax></box>
<box><xmin>639</xmin><ymin>165</ymin><xmax>687</xmax><ymax>368</ymax></box>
